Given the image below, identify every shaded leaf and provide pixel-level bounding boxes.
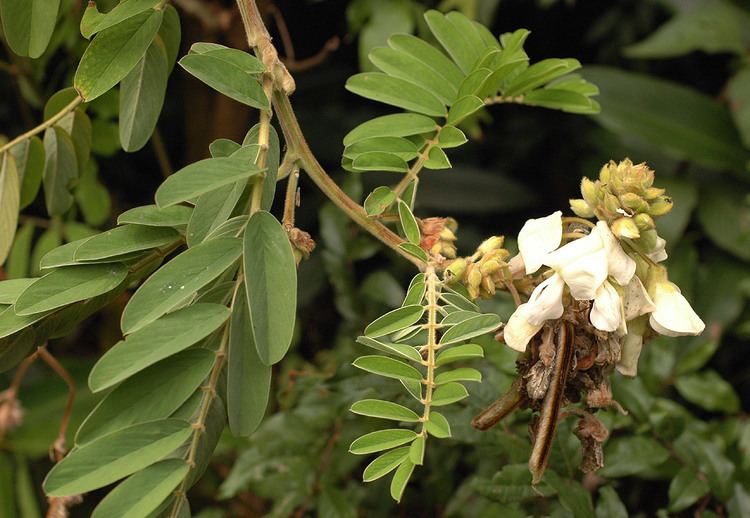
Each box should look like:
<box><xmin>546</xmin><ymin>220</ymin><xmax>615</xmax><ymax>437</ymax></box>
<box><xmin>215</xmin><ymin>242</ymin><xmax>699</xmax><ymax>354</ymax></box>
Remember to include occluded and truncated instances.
<box><xmin>0</xmin><ymin>0</ymin><xmax>60</xmax><ymax>58</ymax></box>
<box><xmin>43</xmin><ymin>419</ymin><xmax>191</xmax><ymax>497</ymax></box>
<box><xmin>90</xmin><ymin>303</ymin><xmax>229</xmax><ymax>391</ymax></box>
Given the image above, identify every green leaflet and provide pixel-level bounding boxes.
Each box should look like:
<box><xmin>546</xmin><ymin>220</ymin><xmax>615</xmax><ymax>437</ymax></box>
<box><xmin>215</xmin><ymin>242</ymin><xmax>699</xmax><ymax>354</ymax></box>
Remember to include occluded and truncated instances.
<box><xmin>42</xmin><ymin>126</ymin><xmax>78</xmax><ymax>216</ymax></box>
<box><xmin>10</xmin><ymin>136</ymin><xmax>44</xmax><ymax>209</ymax></box>
<box><xmin>430</xmin><ymin>382</ymin><xmax>468</xmax><ymax>406</ymax></box>
<box><xmin>343</xmin><ymin>113</ymin><xmax>437</xmax><ymax>146</ymax></box>
<box><xmin>353</xmin><ymin>355</ymin><xmax>423</xmax><ymax>381</ymax></box>
<box><xmin>227</xmin><ymin>285</ymin><xmax>272</xmax><ymax>436</ymax></box>
<box><xmin>74</xmin><ymin>224</ymin><xmax>179</xmax><ymax>261</ymax></box>
<box><xmin>390</xmin><ymin>458</ymin><xmax>415</xmax><ymax>502</ymax></box>
<box><xmin>155</xmin><ymin>157</ymin><xmax>262</xmax><ymax>207</ymax></box>
<box><xmin>14</xmin><ymin>263</ymin><xmax>127</xmax><ymax>316</ymax></box>
<box><xmin>364</xmin><ymin>304</ymin><xmax>424</xmax><ymax>338</ymax></box>
<box><xmin>242</xmin><ymin>211</ymin><xmax>297</xmax><ymax>366</ymax></box>
<box><xmin>77</xmin><ymin>348</ymin><xmax>214</xmax><ymax>444</ymax></box>
<box><xmin>350</xmin><ymin>399</ymin><xmax>420</xmax><ymax>422</ymax></box>
<box><xmin>355</xmin><ymin>336</ymin><xmax>422</xmax><ymax>363</ymax></box>
<box><xmin>117</xmin><ymin>204</ymin><xmax>193</xmax><ymax>228</ymax></box>
<box><xmin>43</xmin><ymin>419</ymin><xmax>192</xmax><ymax>497</ymax></box>
<box><xmin>435</xmin><ymin>343</ymin><xmax>484</xmax><ymax>366</ymax></box>
<box><xmin>438</xmin><ymin>313</ymin><xmax>502</xmax><ymax>346</ymax></box>
<box><xmin>75</xmin><ymin>9</ymin><xmax>163</xmax><ymax>101</ymax></box>
<box><xmin>80</xmin><ymin>0</ymin><xmax>159</xmax><ymax>39</ymax></box>
<box><xmin>186</xmin><ymin>182</ymin><xmax>244</xmax><ymax>247</ymax></box>
<box><xmin>119</xmin><ymin>36</ymin><xmax>169</xmax><ymax>152</ymax></box>
<box><xmin>349</xmin><ymin>429</ymin><xmax>417</xmax><ymax>455</ymax></box>
<box><xmin>121</xmin><ymin>237</ymin><xmax>241</xmax><ymax>333</ymax></box>
<box><xmin>0</xmin><ymin>153</ymin><xmax>20</xmax><ymax>266</ymax></box>
<box><xmin>397</xmin><ymin>200</ymin><xmax>421</xmax><ymax>244</ymax></box>
<box><xmin>90</xmin><ymin>303</ymin><xmax>229</xmax><ymax>392</ymax></box>
<box><xmin>424</xmin><ymin>10</ymin><xmax>483</xmax><ymax>74</ymax></box>
<box><xmin>364</xmin><ymin>186</ymin><xmax>397</xmax><ymax>216</ymax></box>
<box><xmin>425</xmin><ymin>411</ymin><xmax>451</xmax><ymax>438</ymax></box>
<box><xmin>346</xmin><ymin>73</ymin><xmax>446</xmax><ymax>117</ymax></box>
<box><xmin>91</xmin><ymin>458</ymin><xmax>189</xmax><ymax>518</ymax></box>
<box><xmin>179</xmin><ymin>46</ymin><xmax>268</xmax><ymax>109</ymax></box>
<box><xmin>362</xmin><ymin>446</ymin><xmax>410</xmax><ymax>482</ymax></box>
<box><xmin>158</xmin><ymin>5</ymin><xmax>181</xmax><ymax>73</ymax></box>
<box><xmin>0</xmin><ymin>279</ymin><xmax>36</xmax><ymax>305</ymax></box>
<box><xmin>0</xmin><ymin>0</ymin><xmax>60</xmax><ymax>58</ymax></box>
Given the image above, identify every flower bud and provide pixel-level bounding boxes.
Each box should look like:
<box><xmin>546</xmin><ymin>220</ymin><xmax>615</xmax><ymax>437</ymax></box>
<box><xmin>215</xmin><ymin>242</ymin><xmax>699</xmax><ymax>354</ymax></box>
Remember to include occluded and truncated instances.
<box><xmin>569</xmin><ymin>198</ymin><xmax>594</xmax><ymax>218</ymax></box>
<box><xmin>478</xmin><ymin>236</ymin><xmax>504</xmax><ymax>255</ymax></box>
<box><xmin>611</xmin><ymin>217</ymin><xmax>640</xmax><ymax>239</ymax></box>
<box><xmin>639</xmin><ymin>229</ymin><xmax>658</xmax><ymax>251</ymax></box>
<box><xmin>440</xmin><ymin>242</ymin><xmax>457</xmax><ymax>259</ymax></box>
<box><xmin>581</xmin><ymin>177</ymin><xmax>599</xmax><ymax>206</ymax></box>
<box><xmin>633</xmin><ymin>213</ymin><xmax>655</xmax><ymax>231</ymax></box>
<box><xmin>444</xmin><ymin>258</ymin><xmax>467</xmax><ymax>281</ymax></box>
<box><xmin>603</xmin><ymin>192</ymin><xmax>621</xmax><ymax>217</ymax></box>
<box><xmin>619</xmin><ymin>192</ymin><xmax>649</xmax><ymax>213</ymax></box>
<box><xmin>467</xmin><ymin>264</ymin><xmax>482</xmax><ymax>289</ymax></box>
<box><xmin>480</xmin><ymin>259</ymin><xmax>501</xmax><ymax>275</ymax></box>
<box><xmin>481</xmin><ymin>276</ymin><xmax>496</xmax><ymax>297</ymax></box>
<box><xmin>644</xmin><ymin>187</ymin><xmax>665</xmax><ymax>200</ymax></box>
<box><xmin>598</xmin><ymin>162</ymin><xmax>612</xmax><ymax>184</ymax></box>
<box><xmin>649</xmin><ymin>196</ymin><xmax>673</xmax><ymax>216</ymax></box>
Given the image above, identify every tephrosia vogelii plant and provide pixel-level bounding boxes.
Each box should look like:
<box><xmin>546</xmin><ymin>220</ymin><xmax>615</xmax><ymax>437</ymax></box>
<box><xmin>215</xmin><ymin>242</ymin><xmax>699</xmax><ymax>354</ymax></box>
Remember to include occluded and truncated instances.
<box><xmin>0</xmin><ymin>0</ymin><xmax>708</xmax><ymax>515</ymax></box>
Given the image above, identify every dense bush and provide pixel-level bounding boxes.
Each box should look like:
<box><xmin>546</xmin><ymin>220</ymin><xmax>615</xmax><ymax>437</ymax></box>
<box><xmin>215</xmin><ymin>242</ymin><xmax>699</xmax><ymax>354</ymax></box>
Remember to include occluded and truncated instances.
<box><xmin>0</xmin><ymin>0</ymin><xmax>748</xmax><ymax>516</ymax></box>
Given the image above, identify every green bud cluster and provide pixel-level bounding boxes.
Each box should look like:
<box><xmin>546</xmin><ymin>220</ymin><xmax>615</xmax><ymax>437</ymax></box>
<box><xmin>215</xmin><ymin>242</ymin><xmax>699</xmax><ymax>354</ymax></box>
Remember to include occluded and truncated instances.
<box><xmin>569</xmin><ymin>159</ymin><xmax>672</xmax><ymax>245</ymax></box>
<box><xmin>444</xmin><ymin>235</ymin><xmax>511</xmax><ymax>300</ymax></box>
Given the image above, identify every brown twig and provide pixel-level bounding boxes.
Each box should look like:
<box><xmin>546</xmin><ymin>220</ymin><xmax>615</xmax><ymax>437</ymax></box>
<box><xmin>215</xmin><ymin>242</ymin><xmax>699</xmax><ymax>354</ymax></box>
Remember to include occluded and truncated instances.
<box><xmin>37</xmin><ymin>347</ymin><xmax>76</xmax><ymax>462</ymax></box>
<box><xmin>282</xmin><ymin>167</ymin><xmax>299</xmax><ymax>228</ymax></box>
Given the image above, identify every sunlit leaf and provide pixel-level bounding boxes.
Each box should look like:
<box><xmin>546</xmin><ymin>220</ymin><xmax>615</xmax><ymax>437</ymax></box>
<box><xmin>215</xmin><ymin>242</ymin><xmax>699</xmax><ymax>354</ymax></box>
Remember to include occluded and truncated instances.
<box><xmin>349</xmin><ymin>429</ymin><xmax>417</xmax><ymax>455</ymax></box>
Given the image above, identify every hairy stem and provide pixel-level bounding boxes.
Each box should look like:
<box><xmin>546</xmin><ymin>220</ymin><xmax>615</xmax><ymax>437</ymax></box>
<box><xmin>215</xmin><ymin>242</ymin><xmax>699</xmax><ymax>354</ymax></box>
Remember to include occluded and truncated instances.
<box><xmin>0</xmin><ymin>95</ymin><xmax>83</xmax><ymax>155</ymax></box>
<box><xmin>282</xmin><ymin>167</ymin><xmax>299</xmax><ymax>228</ymax></box>
<box><xmin>419</xmin><ymin>269</ymin><xmax>440</xmax><ymax>435</ymax></box>
<box><xmin>393</xmin><ymin>126</ymin><xmax>442</xmax><ymax>199</ymax></box>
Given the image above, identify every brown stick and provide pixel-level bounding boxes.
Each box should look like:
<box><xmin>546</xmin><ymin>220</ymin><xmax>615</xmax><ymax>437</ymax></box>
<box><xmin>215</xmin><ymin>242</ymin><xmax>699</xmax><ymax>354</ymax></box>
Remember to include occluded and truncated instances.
<box><xmin>471</xmin><ymin>377</ymin><xmax>526</xmax><ymax>431</ymax></box>
<box><xmin>37</xmin><ymin>347</ymin><xmax>76</xmax><ymax>462</ymax></box>
<box><xmin>528</xmin><ymin>322</ymin><xmax>574</xmax><ymax>484</ymax></box>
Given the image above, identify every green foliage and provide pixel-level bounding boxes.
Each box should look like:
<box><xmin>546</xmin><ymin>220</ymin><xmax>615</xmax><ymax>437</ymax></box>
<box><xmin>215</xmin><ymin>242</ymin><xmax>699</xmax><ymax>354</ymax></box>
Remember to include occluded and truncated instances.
<box><xmin>0</xmin><ymin>0</ymin><xmax>748</xmax><ymax>516</ymax></box>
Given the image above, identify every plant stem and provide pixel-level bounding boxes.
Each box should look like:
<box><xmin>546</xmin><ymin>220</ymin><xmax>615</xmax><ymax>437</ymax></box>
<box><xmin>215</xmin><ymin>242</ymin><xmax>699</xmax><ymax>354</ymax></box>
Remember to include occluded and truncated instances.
<box><xmin>168</xmin><ymin>282</ymin><xmax>239</xmax><ymax>518</ymax></box>
<box><xmin>282</xmin><ymin>167</ymin><xmax>299</xmax><ymax>228</ymax></box>
<box><xmin>235</xmin><ymin>0</ymin><xmax>424</xmax><ymax>269</ymax></box>
<box><xmin>0</xmin><ymin>95</ymin><xmax>83</xmax><ymax>155</ymax></box>
<box><xmin>273</xmin><ymin>92</ymin><xmax>424</xmax><ymax>269</ymax></box>
<box><xmin>393</xmin><ymin>127</ymin><xmax>442</xmax><ymax>199</ymax></box>
<box><xmin>419</xmin><ymin>269</ymin><xmax>440</xmax><ymax>436</ymax></box>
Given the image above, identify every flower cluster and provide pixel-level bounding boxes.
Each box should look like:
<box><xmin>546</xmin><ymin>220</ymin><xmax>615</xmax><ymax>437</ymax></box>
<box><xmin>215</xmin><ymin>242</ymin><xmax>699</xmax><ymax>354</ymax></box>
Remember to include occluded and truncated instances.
<box><xmin>502</xmin><ymin>160</ymin><xmax>704</xmax><ymax>376</ymax></box>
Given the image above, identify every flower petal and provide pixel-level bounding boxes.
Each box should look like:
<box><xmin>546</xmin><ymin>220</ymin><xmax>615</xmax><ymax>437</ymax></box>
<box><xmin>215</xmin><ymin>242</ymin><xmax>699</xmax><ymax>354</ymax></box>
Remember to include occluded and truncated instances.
<box><xmin>622</xmin><ymin>276</ymin><xmax>655</xmax><ymax>321</ymax></box>
<box><xmin>648</xmin><ymin>236</ymin><xmax>668</xmax><ymax>263</ymax></box>
<box><xmin>596</xmin><ymin>222</ymin><xmax>636</xmax><ymax>285</ymax></box>
<box><xmin>518</xmin><ymin>211</ymin><xmax>562</xmax><ymax>274</ymax></box>
<box><xmin>590</xmin><ymin>281</ymin><xmax>622</xmax><ymax>332</ymax></box>
<box><xmin>649</xmin><ymin>282</ymin><xmax>705</xmax><ymax>337</ymax></box>
<box><xmin>616</xmin><ymin>332</ymin><xmax>643</xmax><ymax>377</ymax></box>
<box><xmin>525</xmin><ymin>273</ymin><xmax>565</xmax><ymax>326</ymax></box>
<box><xmin>502</xmin><ymin>304</ymin><xmax>543</xmax><ymax>352</ymax></box>
<box><xmin>557</xmin><ymin>248</ymin><xmax>608</xmax><ymax>300</ymax></box>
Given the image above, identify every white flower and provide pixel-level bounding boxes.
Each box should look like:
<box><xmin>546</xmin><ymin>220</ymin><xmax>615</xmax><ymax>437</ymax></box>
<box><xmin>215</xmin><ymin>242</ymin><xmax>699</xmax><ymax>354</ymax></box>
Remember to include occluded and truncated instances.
<box><xmin>616</xmin><ymin>331</ymin><xmax>644</xmax><ymax>377</ymax></box>
<box><xmin>590</xmin><ymin>281</ymin><xmax>622</xmax><ymax>332</ymax></box>
<box><xmin>517</xmin><ymin>211</ymin><xmax>562</xmax><ymax>274</ymax></box>
<box><xmin>542</xmin><ymin>228</ymin><xmax>608</xmax><ymax>300</ymax></box>
<box><xmin>649</xmin><ymin>281</ymin><xmax>705</xmax><ymax>337</ymax></box>
<box><xmin>622</xmin><ymin>276</ymin><xmax>655</xmax><ymax>321</ymax></box>
<box><xmin>503</xmin><ymin>274</ymin><xmax>564</xmax><ymax>352</ymax></box>
<box><xmin>648</xmin><ymin>236</ymin><xmax>668</xmax><ymax>263</ymax></box>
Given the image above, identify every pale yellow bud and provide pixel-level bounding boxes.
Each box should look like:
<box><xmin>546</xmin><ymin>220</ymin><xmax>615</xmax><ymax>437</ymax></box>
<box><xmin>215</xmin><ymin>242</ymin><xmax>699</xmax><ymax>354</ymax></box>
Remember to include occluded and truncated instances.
<box><xmin>581</xmin><ymin>177</ymin><xmax>599</xmax><ymax>206</ymax></box>
<box><xmin>603</xmin><ymin>192</ymin><xmax>621</xmax><ymax>217</ymax></box>
<box><xmin>649</xmin><ymin>196</ymin><xmax>673</xmax><ymax>216</ymax></box>
<box><xmin>619</xmin><ymin>192</ymin><xmax>649</xmax><ymax>213</ymax></box>
<box><xmin>478</xmin><ymin>236</ymin><xmax>504</xmax><ymax>255</ymax></box>
<box><xmin>467</xmin><ymin>265</ymin><xmax>482</xmax><ymax>289</ymax></box>
<box><xmin>634</xmin><ymin>213</ymin><xmax>655</xmax><ymax>231</ymax></box>
<box><xmin>644</xmin><ymin>187</ymin><xmax>665</xmax><ymax>200</ymax></box>
<box><xmin>444</xmin><ymin>258</ymin><xmax>467</xmax><ymax>281</ymax></box>
<box><xmin>481</xmin><ymin>276</ymin><xmax>496</xmax><ymax>297</ymax></box>
<box><xmin>569</xmin><ymin>198</ymin><xmax>595</xmax><ymax>218</ymax></box>
<box><xmin>480</xmin><ymin>259</ymin><xmax>502</xmax><ymax>275</ymax></box>
<box><xmin>611</xmin><ymin>217</ymin><xmax>640</xmax><ymax>239</ymax></box>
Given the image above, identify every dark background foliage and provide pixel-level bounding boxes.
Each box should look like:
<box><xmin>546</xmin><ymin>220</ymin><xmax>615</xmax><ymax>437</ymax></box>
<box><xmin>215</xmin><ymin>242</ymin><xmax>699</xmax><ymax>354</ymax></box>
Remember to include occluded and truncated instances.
<box><xmin>1</xmin><ymin>0</ymin><xmax>749</xmax><ymax>516</ymax></box>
